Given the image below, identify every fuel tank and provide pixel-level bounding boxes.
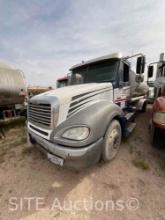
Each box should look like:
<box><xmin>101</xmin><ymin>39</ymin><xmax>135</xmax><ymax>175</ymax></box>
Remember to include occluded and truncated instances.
<box><xmin>0</xmin><ymin>62</ymin><xmax>26</xmax><ymax>107</ymax></box>
<box><xmin>129</xmin><ymin>70</ymin><xmax>149</xmax><ymax>97</ymax></box>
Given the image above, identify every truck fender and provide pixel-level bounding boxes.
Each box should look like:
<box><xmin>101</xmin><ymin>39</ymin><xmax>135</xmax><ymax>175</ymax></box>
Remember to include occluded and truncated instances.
<box><xmin>53</xmin><ymin>100</ymin><xmax>124</xmax><ymax>147</ymax></box>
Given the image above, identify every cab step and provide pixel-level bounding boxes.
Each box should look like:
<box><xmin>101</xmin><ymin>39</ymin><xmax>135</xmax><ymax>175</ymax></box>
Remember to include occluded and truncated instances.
<box><xmin>127</xmin><ymin>122</ymin><xmax>136</xmax><ymax>134</ymax></box>
<box><xmin>125</xmin><ymin>112</ymin><xmax>135</xmax><ymax>122</ymax></box>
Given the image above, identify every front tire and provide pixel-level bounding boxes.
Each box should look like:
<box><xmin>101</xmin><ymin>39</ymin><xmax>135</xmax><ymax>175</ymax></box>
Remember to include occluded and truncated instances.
<box><xmin>151</xmin><ymin>127</ymin><xmax>161</xmax><ymax>148</ymax></box>
<box><xmin>140</xmin><ymin>101</ymin><xmax>147</xmax><ymax>113</ymax></box>
<box><xmin>102</xmin><ymin>120</ymin><xmax>122</xmax><ymax>162</ymax></box>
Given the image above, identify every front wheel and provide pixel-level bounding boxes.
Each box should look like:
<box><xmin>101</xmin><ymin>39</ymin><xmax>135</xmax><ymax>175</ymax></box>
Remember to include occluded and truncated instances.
<box><xmin>102</xmin><ymin>120</ymin><xmax>122</xmax><ymax>162</ymax></box>
<box><xmin>151</xmin><ymin>127</ymin><xmax>162</xmax><ymax>148</ymax></box>
<box><xmin>140</xmin><ymin>101</ymin><xmax>147</xmax><ymax>113</ymax></box>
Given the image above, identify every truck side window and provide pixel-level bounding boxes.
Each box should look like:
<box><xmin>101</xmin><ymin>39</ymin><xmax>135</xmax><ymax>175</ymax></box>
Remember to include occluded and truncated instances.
<box><xmin>123</xmin><ymin>63</ymin><xmax>129</xmax><ymax>82</ymax></box>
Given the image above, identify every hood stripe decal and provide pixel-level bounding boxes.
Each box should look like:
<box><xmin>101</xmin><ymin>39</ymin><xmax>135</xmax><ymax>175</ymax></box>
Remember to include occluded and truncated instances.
<box><xmin>70</xmin><ymin>88</ymin><xmax>111</xmax><ymax>107</ymax></box>
<box><xmin>71</xmin><ymin>87</ymin><xmax>110</xmax><ymax>101</ymax></box>
<box><xmin>68</xmin><ymin>100</ymin><xmax>91</xmax><ymax>114</ymax></box>
<box><xmin>67</xmin><ymin>88</ymin><xmax>111</xmax><ymax>118</ymax></box>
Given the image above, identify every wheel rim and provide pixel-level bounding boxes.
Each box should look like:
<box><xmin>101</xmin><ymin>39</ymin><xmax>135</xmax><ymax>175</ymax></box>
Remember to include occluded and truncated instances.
<box><xmin>107</xmin><ymin>127</ymin><xmax>121</xmax><ymax>159</ymax></box>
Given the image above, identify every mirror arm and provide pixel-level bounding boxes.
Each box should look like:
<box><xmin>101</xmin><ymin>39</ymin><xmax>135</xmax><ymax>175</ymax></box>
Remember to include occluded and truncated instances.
<box><xmin>123</xmin><ymin>53</ymin><xmax>144</xmax><ymax>60</ymax></box>
<box><xmin>149</xmin><ymin>61</ymin><xmax>163</xmax><ymax>66</ymax></box>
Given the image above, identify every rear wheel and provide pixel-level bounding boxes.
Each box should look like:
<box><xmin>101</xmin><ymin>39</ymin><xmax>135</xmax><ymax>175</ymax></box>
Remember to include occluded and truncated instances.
<box><xmin>102</xmin><ymin>120</ymin><xmax>122</xmax><ymax>162</ymax></box>
<box><xmin>151</xmin><ymin>127</ymin><xmax>163</xmax><ymax>148</ymax></box>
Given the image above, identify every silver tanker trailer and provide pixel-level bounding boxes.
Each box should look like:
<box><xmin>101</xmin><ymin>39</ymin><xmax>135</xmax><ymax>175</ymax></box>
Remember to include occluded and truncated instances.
<box><xmin>0</xmin><ymin>62</ymin><xmax>26</xmax><ymax>120</ymax></box>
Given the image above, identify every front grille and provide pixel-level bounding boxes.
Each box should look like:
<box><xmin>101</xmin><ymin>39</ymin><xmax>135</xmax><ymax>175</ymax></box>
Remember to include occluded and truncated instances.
<box><xmin>28</xmin><ymin>102</ymin><xmax>51</xmax><ymax>127</ymax></box>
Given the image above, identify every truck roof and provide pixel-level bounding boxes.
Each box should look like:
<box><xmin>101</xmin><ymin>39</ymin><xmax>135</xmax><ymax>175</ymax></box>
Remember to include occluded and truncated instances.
<box><xmin>70</xmin><ymin>52</ymin><xmax>123</xmax><ymax>70</ymax></box>
<box><xmin>57</xmin><ymin>76</ymin><xmax>68</xmax><ymax>82</ymax></box>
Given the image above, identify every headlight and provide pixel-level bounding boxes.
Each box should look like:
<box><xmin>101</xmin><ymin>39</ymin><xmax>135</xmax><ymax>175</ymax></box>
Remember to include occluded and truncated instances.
<box><xmin>62</xmin><ymin>126</ymin><xmax>90</xmax><ymax>141</ymax></box>
<box><xmin>153</xmin><ymin>112</ymin><xmax>165</xmax><ymax>125</ymax></box>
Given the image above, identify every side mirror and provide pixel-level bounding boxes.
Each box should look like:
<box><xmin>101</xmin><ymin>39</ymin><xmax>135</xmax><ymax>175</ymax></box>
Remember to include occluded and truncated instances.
<box><xmin>71</xmin><ymin>73</ymin><xmax>83</xmax><ymax>85</ymax></box>
<box><xmin>75</xmin><ymin>73</ymin><xmax>83</xmax><ymax>84</ymax></box>
<box><xmin>136</xmin><ymin>56</ymin><xmax>146</xmax><ymax>74</ymax></box>
<box><xmin>148</xmin><ymin>65</ymin><xmax>154</xmax><ymax>78</ymax></box>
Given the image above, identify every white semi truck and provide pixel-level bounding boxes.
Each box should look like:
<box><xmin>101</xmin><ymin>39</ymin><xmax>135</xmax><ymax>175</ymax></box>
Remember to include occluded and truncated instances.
<box><xmin>147</xmin><ymin>53</ymin><xmax>165</xmax><ymax>102</ymax></box>
<box><xmin>27</xmin><ymin>53</ymin><xmax>148</xmax><ymax>169</ymax></box>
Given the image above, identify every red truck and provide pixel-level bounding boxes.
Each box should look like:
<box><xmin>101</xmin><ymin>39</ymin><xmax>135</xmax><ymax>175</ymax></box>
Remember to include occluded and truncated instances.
<box><xmin>56</xmin><ymin>76</ymin><xmax>68</xmax><ymax>88</ymax></box>
<box><xmin>150</xmin><ymin>63</ymin><xmax>165</xmax><ymax>147</ymax></box>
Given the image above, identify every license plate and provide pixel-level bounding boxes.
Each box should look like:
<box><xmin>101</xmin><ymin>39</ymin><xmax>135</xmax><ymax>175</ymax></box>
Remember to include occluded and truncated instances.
<box><xmin>47</xmin><ymin>153</ymin><xmax>64</xmax><ymax>166</ymax></box>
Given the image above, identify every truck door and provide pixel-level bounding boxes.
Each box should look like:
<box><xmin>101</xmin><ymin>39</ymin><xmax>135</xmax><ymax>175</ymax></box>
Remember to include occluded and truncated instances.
<box><xmin>114</xmin><ymin>61</ymin><xmax>130</xmax><ymax>109</ymax></box>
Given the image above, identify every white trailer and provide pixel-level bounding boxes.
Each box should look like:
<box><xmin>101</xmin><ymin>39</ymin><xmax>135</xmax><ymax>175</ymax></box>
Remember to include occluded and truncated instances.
<box><xmin>27</xmin><ymin>52</ymin><xmax>148</xmax><ymax>169</ymax></box>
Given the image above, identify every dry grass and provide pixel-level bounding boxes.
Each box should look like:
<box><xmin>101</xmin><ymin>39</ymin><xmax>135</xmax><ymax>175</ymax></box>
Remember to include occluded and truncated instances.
<box><xmin>128</xmin><ymin>143</ymin><xmax>136</xmax><ymax>154</ymax></box>
<box><xmin>0</xmin><ymin>125</ymin><xmax>27</xmax><ymax>164</ymax></box>
<box><xmin>0</xmin><ymin>116</ymin><xmax>26</xmax><ymax>128</ymax></box>
<box><xmin>21</xmin><ymin>146</ymin><xmax>34</xmax><ymax>156</ymax></box>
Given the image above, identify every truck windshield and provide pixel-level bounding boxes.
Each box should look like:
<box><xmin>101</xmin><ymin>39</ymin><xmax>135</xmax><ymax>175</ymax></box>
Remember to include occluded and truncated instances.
<box><xmin>70</xmin><ymin>59</ymin><xmax>119</xmax><ymax>85</ymax></box>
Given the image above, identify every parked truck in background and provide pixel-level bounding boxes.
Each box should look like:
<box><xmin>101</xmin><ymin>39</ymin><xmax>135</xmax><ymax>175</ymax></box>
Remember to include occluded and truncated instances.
<box><xmin>147</xmin><ymin>53</ymin><xmax>165</xmax><ymax>103</ymax></box>
<box><xmin>0</xmin><ymin>62</ymin><xmax>26</xmax><ymax>120</ymax></box>
<box><xmin>27</xmin><ymin>52</ymin><xmax>149</xmax><ymax>169</ymax></box>
<box><xmin>56</xmin><ymin>76</ymin><xmax>68</xmax><ymax>88</ymax></box>
<box><xmin>28</xmin><ymin>86</ymin><xmax>52</xmax><ymax>99</ymax></box>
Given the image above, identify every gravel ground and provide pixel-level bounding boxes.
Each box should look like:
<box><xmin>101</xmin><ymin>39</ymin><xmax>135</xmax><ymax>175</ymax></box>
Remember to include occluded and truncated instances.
<box><xmin>0</xmin><ymin>105</ymin><xmax>165</xmax><ymax>220</ymax></box>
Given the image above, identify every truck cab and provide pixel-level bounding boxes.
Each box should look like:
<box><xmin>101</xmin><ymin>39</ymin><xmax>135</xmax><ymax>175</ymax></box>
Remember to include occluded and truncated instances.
<box><xmin>27</xmin><ymin>52</ymin><xmax>148</xmax><ymax>169</ymax></box>
<box><xmin>147</xmin><ymin>53</ymin><xmax>165</xmax><ymax>103</ymax></box>
<box><xmin>70</xmin><ymin>55</ymin><xmax>130</xmax><ymax>107</ymax></box>
<box><xmin>69</xmin><ymin>54</ymin><xmax>147</xmax><ymax>110</ymax></box>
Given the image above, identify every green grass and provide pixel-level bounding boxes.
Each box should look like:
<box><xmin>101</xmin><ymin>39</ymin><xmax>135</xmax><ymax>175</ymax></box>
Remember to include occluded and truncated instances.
<box><xmin>132</xmin><ymin>159</ymin><xmax>150</xmax><ymax>171</ymax></box>
<box><xmin>21</xmin><ymin>147</ymin><xmax>33</xmax><ymax>156</ymax></box>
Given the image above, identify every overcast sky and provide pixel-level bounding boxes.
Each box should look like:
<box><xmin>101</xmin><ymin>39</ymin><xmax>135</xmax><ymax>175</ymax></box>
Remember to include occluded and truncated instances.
<box><xmin>0</xmin><ymin>0</ymin><xmax>165</xmax><ymax>87</ymax></box>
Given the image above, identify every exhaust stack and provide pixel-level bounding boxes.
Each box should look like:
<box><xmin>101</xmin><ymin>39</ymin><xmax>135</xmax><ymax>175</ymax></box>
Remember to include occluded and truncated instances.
<box><xmin>159</xmin><ymin>53</ymin><xmax>165</xmax><ymax>62</ymax></box>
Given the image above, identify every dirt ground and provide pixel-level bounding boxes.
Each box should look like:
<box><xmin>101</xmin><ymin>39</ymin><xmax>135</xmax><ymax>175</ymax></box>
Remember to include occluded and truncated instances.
<box><xmin>0</xmin><ymin>105</ymin><xmax>165</xmax><ymax>220</ymax></box>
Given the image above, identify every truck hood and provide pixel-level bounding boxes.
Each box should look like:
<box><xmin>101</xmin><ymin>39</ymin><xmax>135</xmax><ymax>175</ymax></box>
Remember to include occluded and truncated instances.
<box><xmin>34</xmin><ymin>83</ymin><xmax>113</xmax><ymax>102</ymax></box>
<box><xmin>29</xmin><ymin>83</ymin><xmax>113</xmax><ymax>128</ymax></box>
